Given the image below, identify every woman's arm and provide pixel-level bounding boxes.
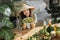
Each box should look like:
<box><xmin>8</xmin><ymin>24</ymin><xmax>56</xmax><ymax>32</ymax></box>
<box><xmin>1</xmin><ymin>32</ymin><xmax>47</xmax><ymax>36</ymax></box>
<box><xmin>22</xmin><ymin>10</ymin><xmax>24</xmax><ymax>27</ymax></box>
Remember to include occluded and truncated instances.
<box><xmin>22</xmin><ymin>23</ymin><xmax>27</xmax><ymax>30</ymax></box>
<box><xmin>30</xmin><ymin>22</ymin><xmax>35</xmax><ymax>29</ymax></box>
<box><xmin>30</xmin><ymin>14</ymin><xmax>37</xmax><ymax>28</ymax></box>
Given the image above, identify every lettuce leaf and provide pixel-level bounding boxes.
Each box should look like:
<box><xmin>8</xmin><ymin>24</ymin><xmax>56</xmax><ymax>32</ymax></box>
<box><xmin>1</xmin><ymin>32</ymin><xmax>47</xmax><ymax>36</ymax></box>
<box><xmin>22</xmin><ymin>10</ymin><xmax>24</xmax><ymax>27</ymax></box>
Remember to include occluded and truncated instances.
<box><xmin>0</xmin><ymin>27</ymin><xmax>14</xmax><ymax>40</ymax></box>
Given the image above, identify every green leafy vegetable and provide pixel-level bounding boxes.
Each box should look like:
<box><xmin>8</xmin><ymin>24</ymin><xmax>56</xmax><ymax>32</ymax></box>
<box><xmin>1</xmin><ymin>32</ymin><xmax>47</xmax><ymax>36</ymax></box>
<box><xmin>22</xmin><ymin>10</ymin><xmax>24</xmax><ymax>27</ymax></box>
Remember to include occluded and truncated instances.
<box><xmin>22</xmin><ymin>17</ymin><xmax>34</xmax><ymax>23</ymax></box>
<box><xmin>1</xmin><ymin>17</ymin><xmax>14</xmax><ymax>28</ymax></box>
<box><xmin>0</xmin><ymin>27</ymin><xmax>14</xmax><ymax>40</ymax></box>
<box><xmin>56</xmin><ymin>27</ymin><xmax>60</xmax><ymax>31</ymax></box>
<box><xmin>47</xmin><ymin>26</ymin><xmax>54</xmax><ymax>33</ymax></box>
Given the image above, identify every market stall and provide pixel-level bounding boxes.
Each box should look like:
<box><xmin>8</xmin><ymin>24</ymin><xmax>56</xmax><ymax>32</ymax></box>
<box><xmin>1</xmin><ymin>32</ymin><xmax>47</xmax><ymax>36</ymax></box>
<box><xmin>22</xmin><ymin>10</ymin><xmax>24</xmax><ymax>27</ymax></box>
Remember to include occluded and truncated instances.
<box><xmin>14</xmin><ymin>23</ymin><xmax>60</xmax><ymax>40</ymax></box>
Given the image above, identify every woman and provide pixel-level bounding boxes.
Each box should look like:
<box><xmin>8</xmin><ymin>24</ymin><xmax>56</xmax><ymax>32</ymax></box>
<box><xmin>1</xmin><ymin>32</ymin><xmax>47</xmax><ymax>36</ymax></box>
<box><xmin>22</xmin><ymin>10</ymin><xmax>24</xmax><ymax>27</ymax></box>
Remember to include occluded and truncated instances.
<box><xmin>14</xmin><ymin>3</ymin><xmax>37</xmax><ymax>30</ymax></box>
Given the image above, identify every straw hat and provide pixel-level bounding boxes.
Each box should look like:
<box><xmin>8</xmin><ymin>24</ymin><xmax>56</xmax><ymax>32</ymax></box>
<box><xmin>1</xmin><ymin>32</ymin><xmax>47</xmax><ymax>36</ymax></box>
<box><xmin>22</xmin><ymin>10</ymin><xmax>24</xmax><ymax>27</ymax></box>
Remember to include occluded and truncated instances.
<box><xmin>14</xmin><ymin>2</ymin><xmax>35</xmax><ymax>16</ymax></box>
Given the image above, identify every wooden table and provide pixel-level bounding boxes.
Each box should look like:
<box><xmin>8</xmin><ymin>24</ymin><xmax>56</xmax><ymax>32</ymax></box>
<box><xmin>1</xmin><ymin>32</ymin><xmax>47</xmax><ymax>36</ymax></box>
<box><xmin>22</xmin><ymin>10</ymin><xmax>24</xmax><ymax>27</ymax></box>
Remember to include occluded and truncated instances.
<box><xmin>14</xmin><ymin>23</ymin><xmax>60</xmax><ymax>40</ymax></box>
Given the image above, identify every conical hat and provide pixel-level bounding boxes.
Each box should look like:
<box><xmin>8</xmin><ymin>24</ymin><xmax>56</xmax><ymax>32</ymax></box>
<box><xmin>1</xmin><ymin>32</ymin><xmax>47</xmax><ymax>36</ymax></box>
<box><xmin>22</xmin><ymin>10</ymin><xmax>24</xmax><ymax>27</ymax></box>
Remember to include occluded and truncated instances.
<box><xmin>14</xmin><ymin>3</ymin><xmax>35</xmax><ymax>16</ymax></box>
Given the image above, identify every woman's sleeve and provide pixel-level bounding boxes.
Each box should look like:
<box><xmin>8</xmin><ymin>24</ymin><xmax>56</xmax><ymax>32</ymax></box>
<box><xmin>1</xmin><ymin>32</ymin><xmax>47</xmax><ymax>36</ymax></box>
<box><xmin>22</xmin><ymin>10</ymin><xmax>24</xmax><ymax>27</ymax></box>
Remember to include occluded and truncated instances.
<box><xmin>33</xmin><ymin>14</ymin><xmax>37</xmax><ymax>24</ymax></box>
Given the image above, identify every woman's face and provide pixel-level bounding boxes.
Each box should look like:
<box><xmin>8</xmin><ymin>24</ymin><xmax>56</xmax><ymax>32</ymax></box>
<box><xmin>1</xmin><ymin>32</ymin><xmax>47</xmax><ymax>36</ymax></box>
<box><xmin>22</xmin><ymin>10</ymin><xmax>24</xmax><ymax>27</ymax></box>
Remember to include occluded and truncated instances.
<box><xmin>23</xmin><ymin>9</ymin><xmax>30</xmax><ymax>17</ymax></box>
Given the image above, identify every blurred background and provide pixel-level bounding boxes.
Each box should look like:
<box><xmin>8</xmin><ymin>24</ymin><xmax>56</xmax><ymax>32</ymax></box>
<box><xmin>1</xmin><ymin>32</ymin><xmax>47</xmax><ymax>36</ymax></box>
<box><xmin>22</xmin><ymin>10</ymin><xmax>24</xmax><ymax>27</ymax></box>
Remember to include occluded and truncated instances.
<box><xmin>0</xmin><ymin>0</ymin><xmax>60</xmax><ymax>26</ymax></box>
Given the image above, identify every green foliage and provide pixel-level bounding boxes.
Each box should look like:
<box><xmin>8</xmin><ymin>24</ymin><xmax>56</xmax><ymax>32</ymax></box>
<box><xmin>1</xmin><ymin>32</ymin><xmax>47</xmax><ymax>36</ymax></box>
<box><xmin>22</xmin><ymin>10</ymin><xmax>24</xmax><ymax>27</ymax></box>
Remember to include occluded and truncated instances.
<box><xmin>0</xmin><ymin>4</ymin><xmax>8</xmax><ymax>13</ymax></box>
<box><xmin>0</xmin><ymin>17</ymin><xmax>14</xmax><ymax>28</ymax></box>
<box><xmin>39</xmin><ymin>26</ymin><xmax>46</xmax><ymax>34</ymax></box>
<box><xmin>33</xmin><ymin>33</ymin><xmax>40</xmax><ymax>38</ymax></box>
<box><xmin>0</xmin><ymin>4</ymin><xmax>9</xmax><ymax>16</ymax></box>
<box><xmin>56</xmin><ymin>31</ymin><xmax>60</xmax><ymax>34</ymax></box>
<box><xmin>39</xmin><ymin>29</ymin><xmax>46</xmax><ymax>34</ymax></box>
<box><xmin>56</xmin><ymin>27</ymin><xmax>60</xmax><ymax>31</ymax></box>
<box><xmin>47</xmin><ymin>26</ymin><xmax>54</xmax><ymax>33</ymax></box>
<box><xmin>0</xmin><ymin>27</ymin><xmax>14</xmax><ymax>40</ymax></box>
<box><xmin>27</xmin><ymin>37</ymin><xmax>32</xmax><ymax>40</ymax></box>
<box><xmin>27</xmin><ymin>37</ymin><xmax>36</xmax><ymax>40</ymax></box>
<box><xmin>45</xmin><ymin>32</ymin><xmax>50</xmax><ymax>36</ymax></box>
<box><xmin>27</xmin><ymin>26</ymin><xmax>52</xmax><ymax>40</ymax></box>
<box><xmin>22</xmin><ymin>17</ymin><xmax>34</xmax><ymax>23</ymax></box>
<box><xmin>27</xmin><ymin>25</ymin><xmax>60</xmax><ymax>40</ymax></box>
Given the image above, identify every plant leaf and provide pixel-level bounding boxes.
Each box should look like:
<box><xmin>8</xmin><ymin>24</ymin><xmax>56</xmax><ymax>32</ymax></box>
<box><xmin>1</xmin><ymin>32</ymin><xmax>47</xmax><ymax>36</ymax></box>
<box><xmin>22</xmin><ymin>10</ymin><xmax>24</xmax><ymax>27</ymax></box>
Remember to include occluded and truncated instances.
<box><xmin>0</xmin><ymin>27</ymin><xmax>14</xmax><ymax>40</ymax></box>
<box><xmin>1</xmin><ymin>17</ymin><xmax>14</xmax><ymax>28</ymax></box>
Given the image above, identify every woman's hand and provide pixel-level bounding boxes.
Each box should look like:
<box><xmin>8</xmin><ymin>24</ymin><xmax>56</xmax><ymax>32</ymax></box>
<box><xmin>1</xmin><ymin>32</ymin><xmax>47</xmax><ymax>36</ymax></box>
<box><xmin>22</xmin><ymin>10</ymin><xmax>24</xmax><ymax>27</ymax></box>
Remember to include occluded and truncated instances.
<box><xmin>22</xmin><ymin>22</ymin><xmax>35</xmax><ymax>29</ymax></box>
<box><xmin>22</xmin><ymin>23</ymin><xmax>27</xmax><ymax>30</ymax></box>
<box><xmin>30</xmin><ymin>23</ymin><xmax>35</xmax><ymax>29</ymax></box>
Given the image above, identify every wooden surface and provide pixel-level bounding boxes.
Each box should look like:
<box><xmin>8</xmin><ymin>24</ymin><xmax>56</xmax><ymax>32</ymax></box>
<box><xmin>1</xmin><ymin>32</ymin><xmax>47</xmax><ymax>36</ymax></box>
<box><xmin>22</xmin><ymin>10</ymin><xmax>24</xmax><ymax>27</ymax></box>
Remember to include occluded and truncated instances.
<box><xmin>14</xmin><ymin>23</ymin><xmax>60</xmax><ymax>40</ymax></box>
<box><xmin>22</xmin><ymin>27</ymin><xmax>43</xmax><ymax>39</ymax></box>
<box><xmin>14</xmin><ymin>26</ymin><xmax>43</xmax><ymax>40</ymax></box>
